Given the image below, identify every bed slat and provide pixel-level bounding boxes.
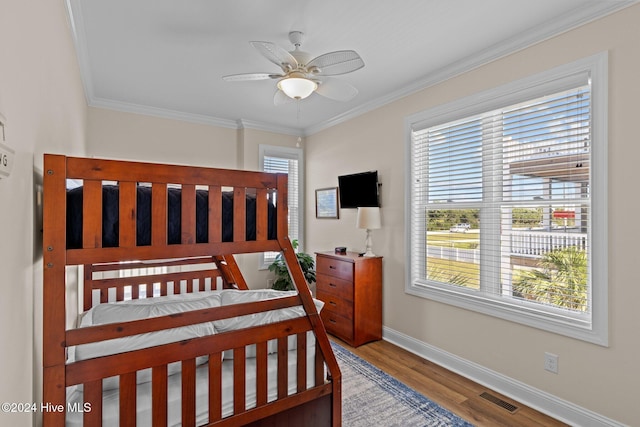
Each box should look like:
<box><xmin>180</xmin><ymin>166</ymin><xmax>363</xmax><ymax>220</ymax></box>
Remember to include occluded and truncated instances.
<box><xmin>82</xmin><ymin>180</ymin><xmax>103</xmax><ymax>248</ymax></box>
<box><xmin>100</xmin><ymin>288</ymin><xmax>108</xmax><ymax>305</ymax></box>
<box><xmin>160</xmin><ymin>281</ymin><xmax>168</xmax><ymax>296</ymax></box>
<box><xmin>152</xmin><ymin>365</ymin><xmax>168</xmax><ymax>425</ymax></box>
<box><xmin>256</xmin><ymin>341</ymin><xmax>268</xmax><ymax>407</ymax></box>
<box><xmin>297</xmin><ymin>333</ymin><xmax>307</xmax><ymax>393</ymax></box>
<box><xmin>116</xmin><ymin>284</ymin><xmax>125</xmax><ymax>302</ymax></box>
<box><xmin>119</xmin><ymin>372</ymin><xmax>137</xmax><ymax>427</ymax></box>
<box><xmin>119</xmin><ymin>182</ymin><xmax>137</xmax><ymax>248</ymax></box>
<box><xmin>181</xmin><ymin>184</ymin><xmax>196</xmax><ymax>244</ymax></box>
<box><xmin>278</xmin><ymin>337</ymin><xmax>288</xmax><ymax>399</ymax></box>
<box><xmin>256</xmin><ymin>188</ymin><xmax>268</xmax><ymax>241</ymax></box>
<box><xmin>209</xmin><ymin>185</ymin><xmax>222</xmax><ymax>243</ymax></box>
<box><xmin>233</xmin><ymin>187</ymin><xmax>246</xmax><ymax>242</ymax></box>
<box><xmin>83</xmin><ymin>380</ymin><xmax>102</xmax><ymax>426</ymax></box>
<box><xmin>152</xmin><ymin>183</ymin><xmax>168</xmax><ymax>246</ymax></box>
<box><xmin>83</xmin><ymin>267</ymin><xmax>92</xmax><ymax>311</ymax></box>
<box><xmin>233</xmin><ymin>347</ymin><xmax>247</xmax><ymax>414</ymax></box>
<box><xmin>209</xmin><ymin>352</ymin><xmax>223</xmax><ymax>422</ymax></box>
<box><xmin>182</xmin><ymin>358</ymin><xmax>197</xmax><ymax>426</ymax></box>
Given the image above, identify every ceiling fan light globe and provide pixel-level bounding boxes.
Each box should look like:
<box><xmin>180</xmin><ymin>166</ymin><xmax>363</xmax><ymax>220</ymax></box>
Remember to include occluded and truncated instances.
<box><xmin>277</xmin><ymin>77</ymin><xmax>317</xmax><ymax>100</ymax></box>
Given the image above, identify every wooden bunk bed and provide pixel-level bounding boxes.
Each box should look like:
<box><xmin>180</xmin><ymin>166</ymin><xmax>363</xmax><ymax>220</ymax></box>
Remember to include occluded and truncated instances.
<box><xmin>42</xmin><ymin>154</ymin><xmax>341</xmax><ymax>426</ymax></box>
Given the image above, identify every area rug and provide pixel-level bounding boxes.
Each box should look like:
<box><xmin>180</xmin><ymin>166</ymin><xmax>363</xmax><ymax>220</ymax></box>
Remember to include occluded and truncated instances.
<box><xmin>333</xmin><ymin>342</ymin><xmax>474</xmax><ymax>427</ymax></box>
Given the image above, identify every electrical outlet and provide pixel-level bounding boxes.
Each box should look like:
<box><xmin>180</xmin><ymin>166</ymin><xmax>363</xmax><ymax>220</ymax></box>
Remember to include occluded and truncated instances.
<box><xmin>544</xmin><ymin>352</ymin><xmax>559</xmax><ymax>373</ymax></box>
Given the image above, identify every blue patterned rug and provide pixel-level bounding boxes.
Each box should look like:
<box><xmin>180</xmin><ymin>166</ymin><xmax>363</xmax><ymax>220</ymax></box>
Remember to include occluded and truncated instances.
<box><xmin>333</xmin><ymin>342</ymin><xmax>474</xmax><ymax>427</ymax></box>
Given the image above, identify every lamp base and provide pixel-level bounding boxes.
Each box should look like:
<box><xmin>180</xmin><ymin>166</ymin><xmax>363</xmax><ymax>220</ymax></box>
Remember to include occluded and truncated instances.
<box><xmin>363</xmin><ymin>228</ymin><xmax>377</xmax><ymax>257</ymax></box>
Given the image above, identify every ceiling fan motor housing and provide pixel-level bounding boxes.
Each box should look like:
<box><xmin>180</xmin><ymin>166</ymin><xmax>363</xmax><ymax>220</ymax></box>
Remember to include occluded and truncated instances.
<box><xmin>289</xmin><ymin>31</ymin><xmax>304</xmax><ymax>47</ymax></box>
<box><xmin>288</xmin><ymin>31</ymin><xmax>312</xmax><ymax>67</ymax></box>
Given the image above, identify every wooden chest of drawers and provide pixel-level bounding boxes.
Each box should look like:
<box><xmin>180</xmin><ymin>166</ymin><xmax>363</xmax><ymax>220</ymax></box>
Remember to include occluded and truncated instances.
<box><xmin>315</xmin><ymin>251</ymin><xmax>382</xmax><ymax>347</ymax></box>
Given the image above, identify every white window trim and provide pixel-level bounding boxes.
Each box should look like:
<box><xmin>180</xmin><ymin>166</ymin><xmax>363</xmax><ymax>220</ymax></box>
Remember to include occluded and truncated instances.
<box><xmin>258</xmin><ymin>144</ymin><xmax>305</xmax><ymax>269</ymax></box>
<box><xmin>404</xmin><ymin>52</ymin><xmax>608</xmax><ymax>346</ymax></box>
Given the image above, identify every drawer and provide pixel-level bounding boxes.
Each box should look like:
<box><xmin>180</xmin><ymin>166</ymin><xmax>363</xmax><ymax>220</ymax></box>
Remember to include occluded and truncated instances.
<box><xmin>316</xmin><ymin>256</ymin><xmax>354</xmax><ymax>282</ymax></box>
<box><xmin>316</xmin><ymin>290</ymin><xmax>354</xmax><ymax>320</ymax></box>
<box><xmin>320</xmin><ymin>311</ymin><xmax>353</xmax><ymax>341</ymax></box>
<box><xmin>316</xmin><ymin>274</ymin><xmax>354</xmax><ymax>302</ymax></box>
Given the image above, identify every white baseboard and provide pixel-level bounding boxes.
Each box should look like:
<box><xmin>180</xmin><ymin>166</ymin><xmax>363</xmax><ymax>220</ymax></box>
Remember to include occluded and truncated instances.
<box><xmin>382</xmin><ymin>327</ymin><xmax>626</xmax><ymax>427</ymax></box>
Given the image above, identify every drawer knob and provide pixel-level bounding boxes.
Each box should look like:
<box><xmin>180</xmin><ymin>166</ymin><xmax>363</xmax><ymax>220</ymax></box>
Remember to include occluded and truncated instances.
<box><xmin>329</xmin><ymin>283</ymin><xmax>337</xmax><ymax>288</ymax></box>
<box><xmin>329</xmin><ymin>301</ymin><xmax>337</xmax><ymax>306</ymax></box>
<box><xmin>329</xmin><ymin>265</ymin><xmax>336</xmax><ymax>269</ymax></box>
<box><xmin>329</xmin><ymin>319</ymin><xmax>337</xmax><ymax>324</ymax></box>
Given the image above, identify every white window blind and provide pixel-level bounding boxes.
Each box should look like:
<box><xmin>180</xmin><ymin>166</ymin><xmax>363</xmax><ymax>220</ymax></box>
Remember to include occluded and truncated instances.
<box><xmin>406</xmin><ymin>53</ymin><xmax>608</xmax><ymax>345</ymax></box>
<box><xmin>260</xmin><ymin>146</ymin><xmax>303</xmax><ymax>266</ymax></box>
<box><xmin>263</xmin><ymin>154</ymin><xmax>300</xmax><ymax>242</ymax></box>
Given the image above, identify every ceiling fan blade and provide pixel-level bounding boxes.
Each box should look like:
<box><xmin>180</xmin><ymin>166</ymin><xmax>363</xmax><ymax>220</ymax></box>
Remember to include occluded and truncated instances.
<box><xmin>307</xmin><ymin>50</ymin><xmax>364</xmax><ymax>76</ymax></box>
<box><xmin>250</xmin><ymin>41</ymin><xmax>298</xmax><ymax>71</ymax></box>
<box><xmin>315</xmin><ymin>77</ymin><xmax>358</xmax><ymax>102</ymax></box>
<box><xmin>222</xmin><ymin>73</ymin><xmax>282</xmax><ymax>81</ymax></box>
<box><xmin>273</xmin><ymin>89</ymin><xmax>294</xmax><ymax>106</ymax></box>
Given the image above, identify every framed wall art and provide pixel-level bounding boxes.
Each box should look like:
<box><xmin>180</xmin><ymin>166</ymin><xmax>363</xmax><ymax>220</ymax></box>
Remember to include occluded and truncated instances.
<box><xmin>315</xmin><ymin>187</ymin><xmax>339</xmax><ymax>219</ymax></box>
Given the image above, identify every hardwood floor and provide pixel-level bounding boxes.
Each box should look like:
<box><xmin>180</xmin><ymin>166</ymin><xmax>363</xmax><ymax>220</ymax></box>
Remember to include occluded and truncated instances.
<box><xmin>332</xmin><ymin>338</ymin><xmax>568</xmax><ymax>427</ymax></box>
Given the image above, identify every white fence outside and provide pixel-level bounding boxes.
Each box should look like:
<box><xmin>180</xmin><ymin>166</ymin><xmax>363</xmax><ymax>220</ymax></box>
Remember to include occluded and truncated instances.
<box><xmin>427</xmin><ymin>230</ymin><xmax>587</xmax><ymax>264</ymax></box>
<box><xmin>509</xmin><ymin>230</ymin><xmax>587</xmax><ymax>257</ymax></box>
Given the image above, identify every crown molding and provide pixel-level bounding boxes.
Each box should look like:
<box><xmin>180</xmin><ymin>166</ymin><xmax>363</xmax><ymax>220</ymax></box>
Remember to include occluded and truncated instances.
<box><xmin>89</xmin><ymin>98</ymin><xmax>239</xmax><ymax>129</ymax></box>
<box><xmin>236</xmin><ymin>119</ymin><xmax>302</xmax><ymax>137</ymax></box>
<box><xmin>66</xmin><ymin>0</ymin><xmax>94</xmax><ymax>105</ymax></box>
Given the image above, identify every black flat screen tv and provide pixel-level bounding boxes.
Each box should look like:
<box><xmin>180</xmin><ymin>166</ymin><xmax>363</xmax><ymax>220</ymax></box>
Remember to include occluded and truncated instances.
<box><xmin>338</xmin><ymin>171</ymin><xmax>380</xmax><ymax>209</ymax></box>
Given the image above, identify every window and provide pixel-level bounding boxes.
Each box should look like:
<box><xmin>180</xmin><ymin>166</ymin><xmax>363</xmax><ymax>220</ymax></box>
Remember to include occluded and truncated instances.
<box><xmin>406</xmin><ymin>53</ymin><xmax>608</xmax><ymax>345</ymax></box>
<box><xmin>259</xmin><ymin>145</ymin><xmax>304</xmax><ymax>267</ymax></box>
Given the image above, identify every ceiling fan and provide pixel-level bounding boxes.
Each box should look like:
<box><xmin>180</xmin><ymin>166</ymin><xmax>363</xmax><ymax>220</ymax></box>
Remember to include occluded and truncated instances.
<box><xmin>223</xmin><ymin>31</ymin><xmax>364</xmax><ymax>105</ymax></box>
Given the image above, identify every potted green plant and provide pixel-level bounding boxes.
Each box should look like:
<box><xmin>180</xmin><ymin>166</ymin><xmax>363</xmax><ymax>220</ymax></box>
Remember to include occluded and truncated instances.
<box><xmin>268</xmin><ymin>239</ymin><xmax>316</xmax><ymax>291</ymax></box>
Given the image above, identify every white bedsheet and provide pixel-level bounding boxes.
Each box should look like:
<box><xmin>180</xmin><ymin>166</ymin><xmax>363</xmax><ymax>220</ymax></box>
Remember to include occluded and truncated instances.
<box><xmin>66</xmin><ymin>346</ymin><xmax>321</xmax><ymax>426</ymax></box>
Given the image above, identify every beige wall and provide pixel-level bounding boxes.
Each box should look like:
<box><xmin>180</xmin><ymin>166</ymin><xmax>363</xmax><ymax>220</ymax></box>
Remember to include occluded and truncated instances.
<box><xmin>87</xmin><ymin>107</ymin><xmax>238</xmax><ymax>168</ymax></box>
<box><xmin>307</xmin><ymin>6</ymin><xmax>640</xmax><ymax>425</ymax></box>
<box><xmin>0</xmin><ymin>1</ymin><xmax>87</xmax><ymax>426</ymax></box>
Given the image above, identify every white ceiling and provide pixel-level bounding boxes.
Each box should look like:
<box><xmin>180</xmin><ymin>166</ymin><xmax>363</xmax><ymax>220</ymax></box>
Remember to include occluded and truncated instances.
<box><xmin>67</xmin><ymin>0</ymin><xmax>634</xmax><ymax>135</ymax></box>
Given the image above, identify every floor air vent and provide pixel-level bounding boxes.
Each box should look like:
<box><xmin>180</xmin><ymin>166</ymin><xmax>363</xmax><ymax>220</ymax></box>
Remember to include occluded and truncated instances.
<box><xmin>479</xmin><ymin>391</ymin><xmax>519</xmax><ymax>413</ymax></box>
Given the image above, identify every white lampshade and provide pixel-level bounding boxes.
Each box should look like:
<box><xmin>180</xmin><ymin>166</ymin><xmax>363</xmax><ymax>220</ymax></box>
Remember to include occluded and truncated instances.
<box><xmin>356</xmin><ymin>207</ymin><xmax>381</xmax><ymax>230</ymax></box>
<box><xmin>277</xmin><ymin>75</ymin><xmax>318</xmax><ymax>100</ymax></box>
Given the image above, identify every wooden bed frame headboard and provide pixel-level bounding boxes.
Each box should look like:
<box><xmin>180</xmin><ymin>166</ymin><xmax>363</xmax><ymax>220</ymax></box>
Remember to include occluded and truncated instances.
<box><xmin>42</xmin><ymin>154</ymin><xmax>341</xmax><ymax>426</ymax></box>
